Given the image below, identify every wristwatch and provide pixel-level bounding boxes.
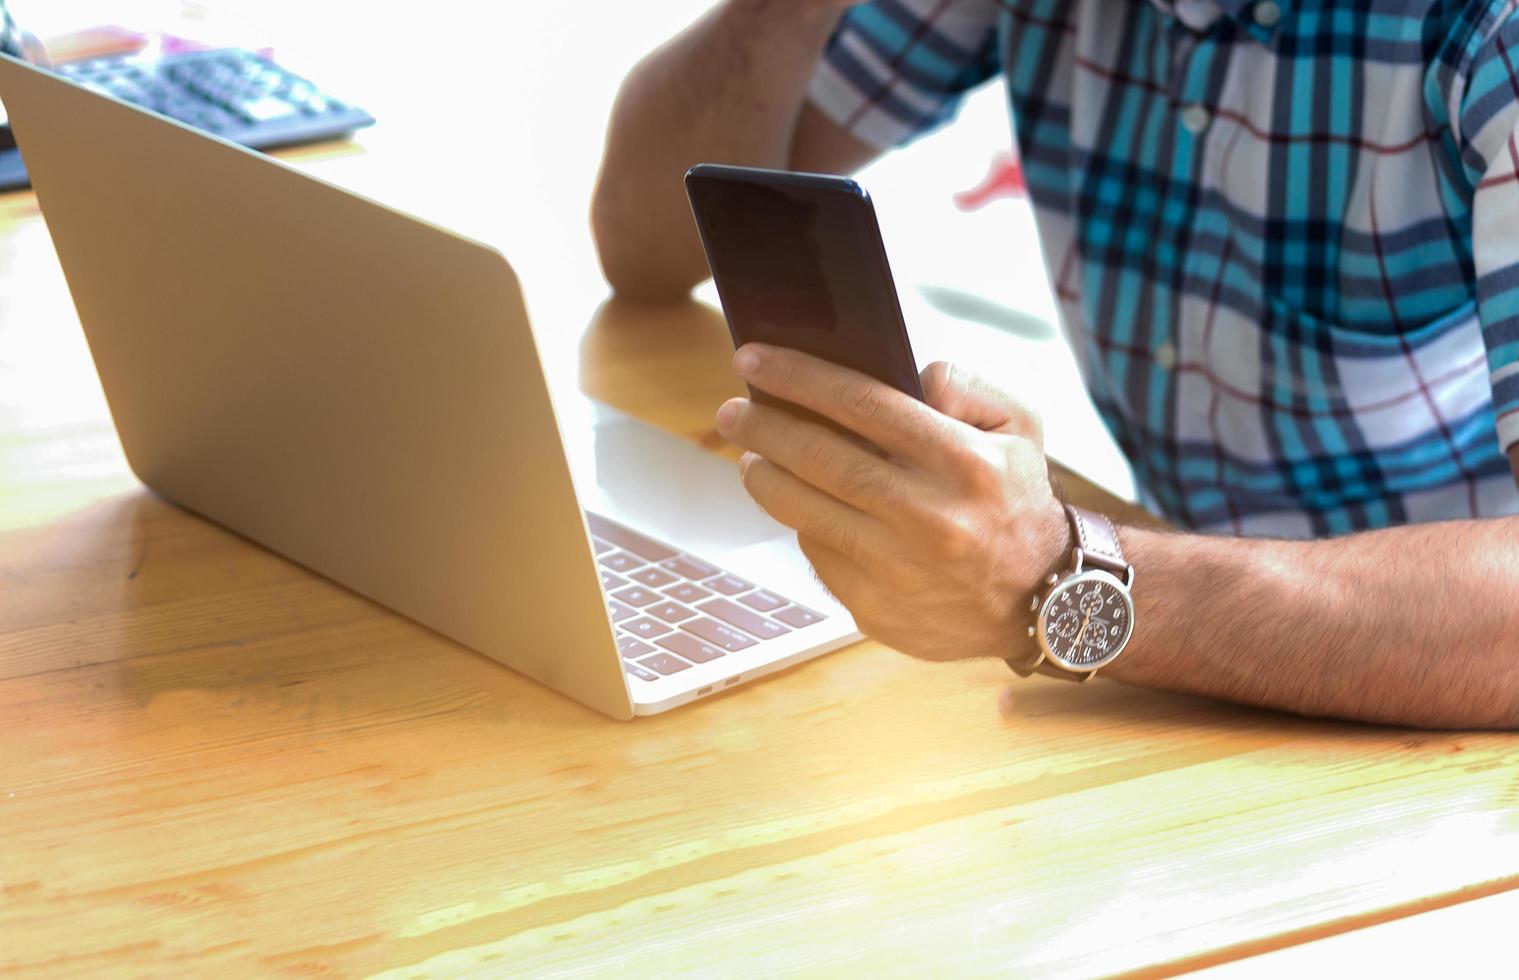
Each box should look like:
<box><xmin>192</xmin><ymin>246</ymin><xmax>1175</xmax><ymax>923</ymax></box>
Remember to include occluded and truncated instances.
<box><xmin>1006</xmin><ymin>504</ymin><xmax>1136</xmax><ymax>682</ymax></box>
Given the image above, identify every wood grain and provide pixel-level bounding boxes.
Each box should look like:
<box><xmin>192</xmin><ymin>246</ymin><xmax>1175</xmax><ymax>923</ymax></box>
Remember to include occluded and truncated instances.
<box><xmin>3</xmin><ymin>8</ymin><xmax>1519</xmax><ymax>970</ymax></box>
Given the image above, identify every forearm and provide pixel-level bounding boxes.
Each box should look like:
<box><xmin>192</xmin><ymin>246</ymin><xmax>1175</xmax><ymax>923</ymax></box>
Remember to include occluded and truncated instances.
<box><xmin>591</xmin><ymin>0</ymin><xmax>847</xmax><ymax>299</ymax></box>
<box><xmin>1104</xmin><ymin>517</ymin><xmax>1519</xmax><ymax>729</ymax></box>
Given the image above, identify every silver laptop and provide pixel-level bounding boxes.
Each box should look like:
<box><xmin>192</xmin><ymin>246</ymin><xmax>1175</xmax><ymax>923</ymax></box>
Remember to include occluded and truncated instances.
<box><xmin>0</xmin><ymin>54</ymin><xmax>861</xmax><ymax>719</ymax></box>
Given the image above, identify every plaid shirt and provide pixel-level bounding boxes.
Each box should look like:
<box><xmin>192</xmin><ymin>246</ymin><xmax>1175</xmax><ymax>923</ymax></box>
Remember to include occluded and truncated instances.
<box><xmin>809</xmin><ymin>0</ymin><xmax>1519</xmax><ymax>537</ymax></box>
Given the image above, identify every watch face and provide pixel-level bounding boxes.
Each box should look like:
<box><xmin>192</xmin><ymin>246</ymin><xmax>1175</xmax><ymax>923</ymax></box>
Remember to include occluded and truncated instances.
<box><xmin>1037</xmin><ymin>570</ymin><xmax>1133</xmax><ymax>671</ymax></box>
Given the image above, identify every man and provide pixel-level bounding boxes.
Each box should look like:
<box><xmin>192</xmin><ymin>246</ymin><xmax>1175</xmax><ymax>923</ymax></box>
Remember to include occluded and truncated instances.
<box><xmin>592</xmin><ymin>0</ymin><xmax>1519</xmax><ymax>728</ymax></box>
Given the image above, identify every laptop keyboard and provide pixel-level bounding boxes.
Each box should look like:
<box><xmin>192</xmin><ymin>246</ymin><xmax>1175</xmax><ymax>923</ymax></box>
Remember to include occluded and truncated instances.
<box><xmin>586</xmin><ymin>513</ymin><xmax>827</xmax><ymax>684</ymax></box>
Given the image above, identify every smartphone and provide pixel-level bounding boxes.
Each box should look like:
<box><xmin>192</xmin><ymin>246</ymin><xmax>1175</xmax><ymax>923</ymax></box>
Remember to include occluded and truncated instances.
<box><xmin>684</xmin><ymin>164</ymin><xmax>923</xmax><ymax>433</ymax></box>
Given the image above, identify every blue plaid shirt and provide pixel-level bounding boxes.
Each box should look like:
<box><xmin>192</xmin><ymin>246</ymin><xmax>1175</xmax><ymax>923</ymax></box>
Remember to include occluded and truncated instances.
<box><xmin>809</xmin><ymin>0</ymin><xmax>1519</xmax><ymax>537</ymax></box>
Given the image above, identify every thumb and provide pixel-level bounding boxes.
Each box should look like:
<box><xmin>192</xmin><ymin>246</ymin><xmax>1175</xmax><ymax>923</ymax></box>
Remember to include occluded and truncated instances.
<box><xmin>919</xmin><ymin>361</ymin><xmax>1041</xmax><ymax>439</ymax></box>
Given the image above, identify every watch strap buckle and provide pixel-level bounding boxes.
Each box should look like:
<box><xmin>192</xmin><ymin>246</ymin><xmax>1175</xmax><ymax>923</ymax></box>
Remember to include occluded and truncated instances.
<box><xmin>1072</xmin><ymin>546</ymin><xmax>1136</xmax><ymax>589</ymax></box>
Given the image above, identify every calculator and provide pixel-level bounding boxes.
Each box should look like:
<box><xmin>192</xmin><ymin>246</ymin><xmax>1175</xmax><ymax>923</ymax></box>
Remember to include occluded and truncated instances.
<box><xmin>0</xmin><ymin>47</ymin><xmax>374</xmax><ymax>191</ymax></box>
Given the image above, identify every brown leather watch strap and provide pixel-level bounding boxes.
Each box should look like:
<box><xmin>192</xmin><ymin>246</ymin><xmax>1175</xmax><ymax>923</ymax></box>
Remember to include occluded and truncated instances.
<box><xmin>1005</xmin><ymin>652</ymin><xmax>1096</xmax><ymax>683</ymax></box>
<box><xmin>1066</xmin><ymin>503</ymin><xmax>1127</xmax><ymax>575</ymax></box>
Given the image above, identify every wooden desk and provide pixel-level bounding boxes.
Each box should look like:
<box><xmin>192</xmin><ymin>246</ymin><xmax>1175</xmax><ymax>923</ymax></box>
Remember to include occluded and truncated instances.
<box><xmin>4</xmin><ymin>167</ymin><xmax>1519</xmax><ymax>977</ymax></box>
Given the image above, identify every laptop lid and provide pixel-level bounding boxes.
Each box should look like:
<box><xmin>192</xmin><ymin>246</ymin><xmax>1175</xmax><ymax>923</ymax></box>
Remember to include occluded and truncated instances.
<box><xmin>0</xmin><ymin>54</ymin><xmax>634</xmax><ymax>719</ymax></box>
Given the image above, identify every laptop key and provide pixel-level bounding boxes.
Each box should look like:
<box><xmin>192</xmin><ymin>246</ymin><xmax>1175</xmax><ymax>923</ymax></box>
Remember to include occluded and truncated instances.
<box><xmin>739</xmin><ymin>589</ymin><xmax>787</xmax><ymax>613</ymax></box>
<box><xmin>584</xmin><ymin>513</ymin><xmax>679</xmax><ymax>562</ymax></box>
<box><xmin>629</xmin><ymin>566</ymin><xmax>679</xmax><ymax>588</ymax></box>
<box><xmin>698</xmin><ymin>597</ymin><xmax>790</xmax><ymax>640</ymax></box>
<box><xmin>704</xmin><ymin>574</ymin><xmax>753</xmax><ymax>596</ymax></box>
<box><xmin>656</xmin><ymin>632</ymin><xmax>727</xmax><ymax>664</ymax></box>
<box><xmin>617</xmin><ymin>635</ymin><xmax>657</xmax><ymax>659</ymax></box>
<box><xmin>601</xmin><ymin>570</ymin><xmax>629</xmax><ymax>592</ymax></box>
<box><xmin>661</xmin><ymin>555</ymin><xmax>720</xmax><ymax>581</ymax></box>
<box><xmin>623</xmin><ymin>617</ymin><xmax>674</xmax><ymax>639</ymax></box>
<box><xmin>592</xmin><ymin>536</ymin><xmax>615</xmax><ymax>555</ymax></box>
<box><xmin>639</xmin><ymin>653</ymin><xmax>693</xmax><ymax>676</ymax></box>
<box><xmin>664</xmin><ymin>582</ymin><xmax>712</xmax><ymax>604</ymax></box>
<box><xmin>648</xmin><ymin>601</ymin><xmax>697</xmax><ymax>624</ymax></box>
<box><xmin>608</xmin><ymin>600</ymin><xmax>638</xmax><ymax>623</ymax></box>
<box><xmin>625</xmin><ymin>663</ymin><xmax>660</xmax><ymax>682</ymax></box>
<box><xmin>773</xmin><ymin>604</ymin><xmax>826</xmax><ymax>628</ymax></box>
<box><xmin>599</xmin><ymin>551</ymin><xmax>644</xmax><ymax>573</ymax></box>
<box><xmin>681</xmin><ymin>617</ymin><xmax>757</xmax><ymax>651</ymax></box>
<box><xmin>611</xmin><ymin>585</ymin><xmax>660</xmax><ymax>607</ymax></box>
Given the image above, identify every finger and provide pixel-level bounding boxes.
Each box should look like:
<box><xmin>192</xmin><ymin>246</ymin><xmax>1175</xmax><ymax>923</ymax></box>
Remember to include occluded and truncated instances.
<box><xmin>739</xmin><ymin>454</ymin><xmax>887</xmax><ymax>570</ymax></box>
<box><xmin>919</xmin><ymin>361</ymin><xmax>1041</xmax><ymax>441</ymax></box>
<box><xmin>717</xmin><ymin>397</ymin><xmax>911</xmax><ymax>520</ymax></box>
<box><xmin>733</xmin><ymin>344</ymin><xmax>961</xmax><ymax>463</ymax></box>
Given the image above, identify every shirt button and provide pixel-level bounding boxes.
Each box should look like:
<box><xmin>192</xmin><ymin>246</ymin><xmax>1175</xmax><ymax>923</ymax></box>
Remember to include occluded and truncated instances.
<box><xmin>1253</xmin><ymin>0</ymin><xmax>1282</xmax><ymax>27</ymax></box>
<box><xmin>1154</xmin><ymin>342</ymin><xmax>1177</xmax><ymax>370</ymax></box>
<box><xmin>1181</xmin><ymin>104</ymin><xmax>1211</xmax><ymax>135</ymax></box>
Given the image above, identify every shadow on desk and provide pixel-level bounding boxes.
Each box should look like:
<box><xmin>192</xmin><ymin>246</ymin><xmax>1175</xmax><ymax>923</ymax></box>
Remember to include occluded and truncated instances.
<box><xmin>0</xmin><ymin>489</ymin><xmax>589</xmax><ymax>725</ymax></box>
<box><xmin>5</xmin><ymin>485</ymin><xmax>1359</xmax><ymax>751</ymax></box>
<box><xmin>580</xmin><ymin>295</ymin><xmax>744</xmax><ymax>455</ymax></box>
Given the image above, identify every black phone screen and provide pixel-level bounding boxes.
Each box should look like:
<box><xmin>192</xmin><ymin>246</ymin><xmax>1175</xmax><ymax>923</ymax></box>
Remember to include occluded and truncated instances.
<box><xmin>685</xmin><ymin>164</ymin><xmax>923</xmax><ymax>413</ymax></box>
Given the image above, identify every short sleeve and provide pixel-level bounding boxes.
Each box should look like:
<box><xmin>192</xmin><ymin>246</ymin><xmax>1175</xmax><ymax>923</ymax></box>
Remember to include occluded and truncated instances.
<box><xmin>807</xmin><ymin>0</ymin><xmax>1003</xmax><ymax>151</ymax></box>
<box><xmin>1458</xmin><ymin>10</ymin><xmax>1519</xmax><ymax>453</ymax></box>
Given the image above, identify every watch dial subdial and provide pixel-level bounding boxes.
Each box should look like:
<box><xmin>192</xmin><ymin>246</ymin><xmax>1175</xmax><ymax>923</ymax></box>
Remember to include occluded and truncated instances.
<box><xmin>1078</xmin><ymin>589</ymin><xmax>1105</xmax><ymax>615</ymax></box>
<box><xmin>1051</xmin><ymin>611</ymin><xmax>1080</xmax><ymax>639</ymax></box>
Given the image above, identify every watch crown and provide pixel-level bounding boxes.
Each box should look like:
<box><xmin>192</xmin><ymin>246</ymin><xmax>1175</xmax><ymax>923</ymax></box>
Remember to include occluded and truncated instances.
<box><xmin>1029</xmin><ymin>595</ymin><xmax>1040</xmax><ymax>612</ymax></box>
<box><xmin>1046</xmin><ymin>573</ymin><xmax>1059</xmax><ymax>586</ymax></box>
<box><xmin>1026</xmin><ymin>625</ymin><xmax>1036</xmax><ymax>637</ymax></box>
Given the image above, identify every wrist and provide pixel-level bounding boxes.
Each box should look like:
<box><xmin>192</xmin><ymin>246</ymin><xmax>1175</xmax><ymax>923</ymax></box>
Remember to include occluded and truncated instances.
<box><xmin>1011</xmin><ymin>502</ymin><xmax>1138</xmax><ymax>679</ymax></box>
<box><xmin>1103</xmin><ymin>527</ymin><xmax>1304</xmax><ymax>685</ymax></box>
<box><xmin>1094</xmin><ymin>523</ymin><xmax>1201</xmax><ymax>684</ymax></box>
<box><xmin>1010</xmin><ymin>501</ymin><xmax>1076</xmax><ymax>638</ymax></box>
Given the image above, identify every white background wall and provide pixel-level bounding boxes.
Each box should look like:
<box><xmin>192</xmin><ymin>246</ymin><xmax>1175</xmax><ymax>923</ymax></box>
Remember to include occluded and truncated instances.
<box><xmin>5</xmin><ymin>0</ymin><xmax>1135</xmax><ymax>499</ymax></box>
